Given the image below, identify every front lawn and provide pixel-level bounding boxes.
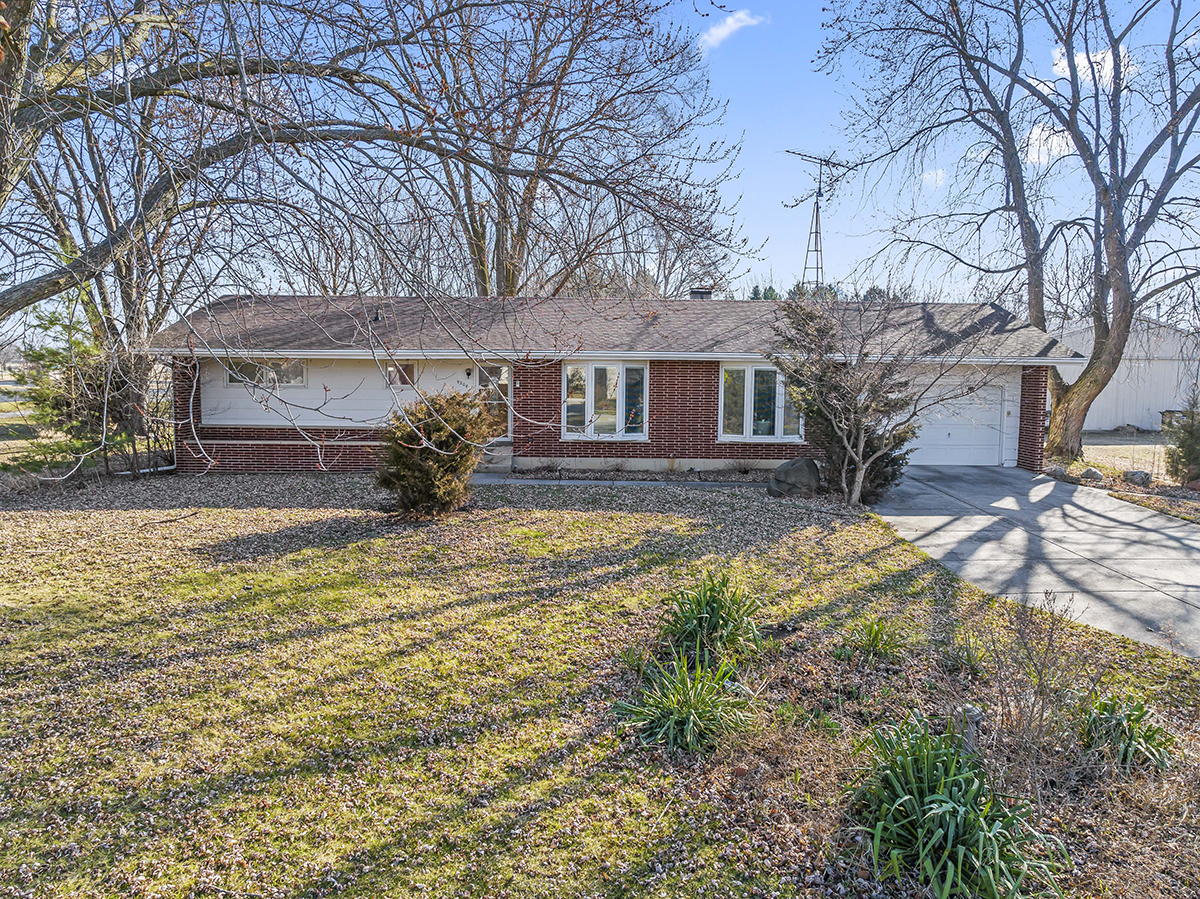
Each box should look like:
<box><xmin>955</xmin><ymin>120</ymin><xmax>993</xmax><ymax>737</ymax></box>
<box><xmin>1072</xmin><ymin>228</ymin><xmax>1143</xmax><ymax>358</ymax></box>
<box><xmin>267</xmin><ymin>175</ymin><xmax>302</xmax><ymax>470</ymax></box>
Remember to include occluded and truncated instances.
<box><xmin>1</xmin><ymin>475</ymin><xmax>1198</xmax><ymax>898</ymax></box>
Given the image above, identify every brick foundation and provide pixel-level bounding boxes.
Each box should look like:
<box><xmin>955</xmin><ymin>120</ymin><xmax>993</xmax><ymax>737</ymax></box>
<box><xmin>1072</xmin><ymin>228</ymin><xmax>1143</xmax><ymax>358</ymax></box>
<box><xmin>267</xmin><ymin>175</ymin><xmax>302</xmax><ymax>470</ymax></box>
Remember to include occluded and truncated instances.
<box><xmin>1018</xmin><ymin>365</ymin><xmax>1049</xmax><ymax>472</ymax></box>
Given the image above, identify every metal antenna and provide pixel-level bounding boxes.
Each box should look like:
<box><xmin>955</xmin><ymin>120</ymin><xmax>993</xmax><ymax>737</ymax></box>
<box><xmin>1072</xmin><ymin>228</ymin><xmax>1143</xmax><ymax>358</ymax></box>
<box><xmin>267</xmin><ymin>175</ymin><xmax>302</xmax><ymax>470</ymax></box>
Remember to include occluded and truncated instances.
<box><xmin>805</xmin><ymin>166</ymin><xmax>825</xmax><ymax>287</ymax></box>
<box><xmin>785</xmin><ymin>151</ymin><xmax>850</xmax><ymax>288</ymax></box>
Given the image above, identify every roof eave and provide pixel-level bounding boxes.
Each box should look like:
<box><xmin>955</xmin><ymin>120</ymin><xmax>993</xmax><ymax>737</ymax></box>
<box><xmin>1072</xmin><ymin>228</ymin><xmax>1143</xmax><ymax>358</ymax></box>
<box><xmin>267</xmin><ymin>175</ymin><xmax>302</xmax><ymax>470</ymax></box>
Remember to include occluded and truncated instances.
<box><xmin>148</xmin><ymin>346</ymin><xmax>1087</xmax><ymax>366</ymax></box>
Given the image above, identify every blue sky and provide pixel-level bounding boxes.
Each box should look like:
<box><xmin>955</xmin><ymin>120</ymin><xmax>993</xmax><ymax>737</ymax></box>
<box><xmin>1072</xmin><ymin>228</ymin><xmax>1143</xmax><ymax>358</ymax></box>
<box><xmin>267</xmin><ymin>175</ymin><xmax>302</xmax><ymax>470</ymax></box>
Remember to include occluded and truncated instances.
<box><xmin>694</xmin><ymin>5</ymin><xmax>887</xmax><ymax>294</ymax></box>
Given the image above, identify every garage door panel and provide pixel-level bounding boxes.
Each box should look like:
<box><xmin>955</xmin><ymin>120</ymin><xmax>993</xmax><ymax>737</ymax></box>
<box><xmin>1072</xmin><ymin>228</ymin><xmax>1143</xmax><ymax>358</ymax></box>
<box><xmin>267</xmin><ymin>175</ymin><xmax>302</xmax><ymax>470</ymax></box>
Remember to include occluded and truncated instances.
<box><xmin>909</xmin><ymin>390</ymin><xmax>1003</xmax><ymax>466</ymax></box>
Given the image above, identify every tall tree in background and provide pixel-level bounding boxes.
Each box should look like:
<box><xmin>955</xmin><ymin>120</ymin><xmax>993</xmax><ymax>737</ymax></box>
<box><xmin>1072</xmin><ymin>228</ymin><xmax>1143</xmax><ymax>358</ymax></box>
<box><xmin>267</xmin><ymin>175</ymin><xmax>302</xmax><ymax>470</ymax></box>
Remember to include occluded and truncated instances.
<box><xmin>8</xmin><ymin>91</ymin><xmax>232</xmax><ymax>467</ymax></box>
<box><xmin>262</xmin><ymin>2</ymin><xmax>742</xmax><ymax>300</ymax></box>
<box><xmin>821</xmin><ymin>0</ymin><xmax>1200</xmax><ymax>458</ymax></box>
<box><xmin>1</xmin><ymin>0</ymin><xmax>743</xmax><ymax>320</ymax></box>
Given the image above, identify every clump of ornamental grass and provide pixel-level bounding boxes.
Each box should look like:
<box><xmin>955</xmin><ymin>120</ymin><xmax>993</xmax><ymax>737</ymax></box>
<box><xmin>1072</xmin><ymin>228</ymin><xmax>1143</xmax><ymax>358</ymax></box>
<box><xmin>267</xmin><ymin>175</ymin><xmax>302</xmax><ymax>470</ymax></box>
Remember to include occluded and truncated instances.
<box><xmin>660</xmin><ymin>569</ymin><xmax>763</xmax><ymax>664</ymax></box>
<box><xmin>615</xmin><ymin>645</ymin><xmax>752</xmax><ymax>753</ymax></box>
<box><xmin>1082</xmin><ymin>692</ymin><xmax>1174</xmax><ymax>772</ymax></box>
<box><xmin>842</xmin><ymin>614</ymin><xmax>908</xmax><ymax>661</ymax></box>
<box><xmin>850</xmin><ymin>713</ymin><xmax>1067</xmax><ymax>899</ymax></box>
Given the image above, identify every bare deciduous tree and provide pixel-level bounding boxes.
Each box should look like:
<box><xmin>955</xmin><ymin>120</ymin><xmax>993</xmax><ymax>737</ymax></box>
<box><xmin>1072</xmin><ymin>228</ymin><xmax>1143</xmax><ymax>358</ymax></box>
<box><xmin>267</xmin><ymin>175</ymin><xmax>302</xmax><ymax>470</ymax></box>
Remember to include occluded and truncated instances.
<box><xmin>820</xmin><ymin>0</ymin><xmax>1200</xmax><ymax>458</ymax></box>
<box><xmin>771</xmin><ymin>284</ymin><xmax>998</xmax><ymax>505</ymax></box>
<box><xmin>1</xmin><ymin>0</ymin><xmax>745</xmax><ymax>321</ymax></box>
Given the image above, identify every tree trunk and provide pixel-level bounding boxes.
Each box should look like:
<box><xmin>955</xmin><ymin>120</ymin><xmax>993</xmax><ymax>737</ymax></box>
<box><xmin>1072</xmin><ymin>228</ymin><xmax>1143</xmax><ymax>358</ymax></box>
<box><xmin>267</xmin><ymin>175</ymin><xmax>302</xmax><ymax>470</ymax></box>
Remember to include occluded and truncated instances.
<box><xmin>848</xmin><ymin>428</ymin><xmax>868</xmax><ymax>505</ymax></box>
<box><xmin>1045</xmin><ymin>341</ymin><xmax>1124</xmax><ymax>460</ymax></box>
<box><xmin>849</xmin><ymin>464</ymin><xmax>866</xmax><ymax>506</ymax></box>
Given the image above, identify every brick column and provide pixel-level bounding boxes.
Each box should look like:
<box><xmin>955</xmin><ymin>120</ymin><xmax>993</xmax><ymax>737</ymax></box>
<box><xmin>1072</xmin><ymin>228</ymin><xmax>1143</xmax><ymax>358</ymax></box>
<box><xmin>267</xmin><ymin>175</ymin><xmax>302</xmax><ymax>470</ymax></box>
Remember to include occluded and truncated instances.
<box><xmin>172</xmin><ymin>357</ymin><xmax>204</xmax><ymax>472</ymax></box>
<box><xmin>1018</xmin><ymin>365</ymin><xmax>1049</xmax><ymax>472</ymax></box>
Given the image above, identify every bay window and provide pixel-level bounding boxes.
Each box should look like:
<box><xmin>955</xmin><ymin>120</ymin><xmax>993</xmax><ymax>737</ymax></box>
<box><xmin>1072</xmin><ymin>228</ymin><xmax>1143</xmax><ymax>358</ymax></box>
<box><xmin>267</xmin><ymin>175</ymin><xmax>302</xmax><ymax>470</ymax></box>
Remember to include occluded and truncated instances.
<box><xmin>719</xmin><ymin>364</ymin><xmax>803</xmax><ymax>441</ymax></box>
<box><xmin>563</xmin><ymin>361</ymin><xmax>647</xmax><ymax>439</ymax></box>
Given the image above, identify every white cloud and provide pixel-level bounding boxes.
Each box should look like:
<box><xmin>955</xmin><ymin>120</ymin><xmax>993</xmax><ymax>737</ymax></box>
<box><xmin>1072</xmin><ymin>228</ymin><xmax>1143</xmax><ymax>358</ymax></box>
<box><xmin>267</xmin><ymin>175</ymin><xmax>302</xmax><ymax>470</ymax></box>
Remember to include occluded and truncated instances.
<box><xmin>1051</xmin><ymin>44</ymin><xmax>1137</xmax><ymax>88</ymax></box>
<box><xmin>921</xmin><ymin>168</ymin><xmax>946</xmax><ymax>188</ymax></box>
<box><xmin>1026</xmin><ymin>121</ymin><xmax>1074</xmax><ymax>166</ymax></box>
<box><xmin>698</xmin><ymin>10</ymin><xmax>764</xmax><ymax>52</ymax></box>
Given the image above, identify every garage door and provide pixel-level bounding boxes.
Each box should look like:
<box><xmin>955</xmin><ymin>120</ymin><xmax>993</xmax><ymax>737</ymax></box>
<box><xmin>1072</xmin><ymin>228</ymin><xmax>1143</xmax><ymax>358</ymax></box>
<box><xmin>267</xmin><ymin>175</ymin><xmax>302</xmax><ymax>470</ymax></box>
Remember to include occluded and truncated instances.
<box><xmin>909</xmin><ymin>390</ymin><xmax>1003</xmax><ymax>466</ymax></box>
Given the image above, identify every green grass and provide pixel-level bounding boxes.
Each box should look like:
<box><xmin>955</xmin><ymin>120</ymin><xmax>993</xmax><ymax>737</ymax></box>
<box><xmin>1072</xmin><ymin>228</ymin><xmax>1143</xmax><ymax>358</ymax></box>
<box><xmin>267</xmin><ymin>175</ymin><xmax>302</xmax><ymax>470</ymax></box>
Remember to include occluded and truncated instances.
<box><xmin>1110</xmin><ymin>490</ymin><xmax>1200</xmax><ymax>524</ymax></box>
<box><xmin>0</xmin><ymin>477</ymin><xmax>1198</xmax><ymax>898</ymax></box>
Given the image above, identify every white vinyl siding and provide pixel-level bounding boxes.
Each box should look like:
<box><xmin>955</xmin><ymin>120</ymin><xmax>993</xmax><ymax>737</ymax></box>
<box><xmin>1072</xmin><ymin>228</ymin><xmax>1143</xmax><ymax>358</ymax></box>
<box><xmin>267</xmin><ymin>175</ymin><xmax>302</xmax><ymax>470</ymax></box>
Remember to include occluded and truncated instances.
<box><xmin>198</xmin><ymin>357</ymin><xmax>476</xmax><ymax>427</ymax></box>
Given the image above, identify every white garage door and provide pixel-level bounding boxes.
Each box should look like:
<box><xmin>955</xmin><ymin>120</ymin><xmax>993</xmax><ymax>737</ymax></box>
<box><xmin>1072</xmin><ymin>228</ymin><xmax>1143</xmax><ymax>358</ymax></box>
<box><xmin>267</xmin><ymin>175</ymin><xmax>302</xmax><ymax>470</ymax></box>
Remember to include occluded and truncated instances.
<box><xmin>909</xmin><ymin>390</ymin><xmax>1004</xmax><ymax>466</ymax></box>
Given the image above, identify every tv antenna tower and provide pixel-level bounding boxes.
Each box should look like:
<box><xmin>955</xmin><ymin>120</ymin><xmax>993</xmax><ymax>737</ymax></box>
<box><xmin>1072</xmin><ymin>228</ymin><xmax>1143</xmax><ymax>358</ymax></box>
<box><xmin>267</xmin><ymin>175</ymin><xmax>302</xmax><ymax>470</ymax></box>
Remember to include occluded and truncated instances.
<box><xmin>785</xmin><ymin>151</ymin><xmax>850</xmax><ymax>288</ymax></box>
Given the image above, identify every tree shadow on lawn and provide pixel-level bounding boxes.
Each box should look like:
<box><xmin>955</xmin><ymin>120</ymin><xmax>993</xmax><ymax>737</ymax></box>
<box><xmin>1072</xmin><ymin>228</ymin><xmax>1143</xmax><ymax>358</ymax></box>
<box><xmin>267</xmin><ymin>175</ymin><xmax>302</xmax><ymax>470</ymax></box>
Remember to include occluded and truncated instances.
<box><xmin>193</xmin><ymin>484</ymin><xmax>854</xmax><ymax>566</ymax></box>
<box><xmin>14</xmin><ymin>671</ymin><xmax>650</xmax><ymax>895</ymax></box>
<box><xmin>16</xmin><ymin>522</ymin><xmax>692</xmax><ymax>702</ymax></box>
<box><xmin>8</xmin><ymin>551</ymin><xmax>741</xmax><ymax>897</ymax></box>
<box><xmin>2</xmin><ymin>485</ymin><xmax>882</xmax><ymax>897</ymax></box>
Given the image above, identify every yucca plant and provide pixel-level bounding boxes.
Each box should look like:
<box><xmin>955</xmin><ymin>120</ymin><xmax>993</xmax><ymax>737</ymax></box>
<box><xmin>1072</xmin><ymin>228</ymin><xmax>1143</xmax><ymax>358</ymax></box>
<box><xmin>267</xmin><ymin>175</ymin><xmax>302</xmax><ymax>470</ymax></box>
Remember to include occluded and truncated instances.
<box><xmin>1082</xmin><ymin>693</ymin><xmax>1174</xmax><ymax>772</ymax></box>
<box><xmin>844</xmin><ymin>615</ymin><xmax>907</xmax><ymax>660</ymax></box>
<box><xmin>851</xmin><ymin>714</ymin><xmax>1067</xmax><ymax>898</ymax></box>
<box><xmin>615</xmin><ymin>646</ymin><xmax>752</xmax><ymax>753</ymax></box>
<box><xmin>660</xmin><ymin>570</ymin><xmax>763</xmax><ymax>663</ymax></box>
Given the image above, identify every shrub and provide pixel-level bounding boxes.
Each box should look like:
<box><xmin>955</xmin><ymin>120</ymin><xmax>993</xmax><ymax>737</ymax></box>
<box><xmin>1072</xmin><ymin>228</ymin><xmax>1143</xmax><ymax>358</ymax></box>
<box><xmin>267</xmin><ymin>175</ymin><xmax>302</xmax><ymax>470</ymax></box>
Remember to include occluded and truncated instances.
<box><xmin>376</xmin><ymin>391</ymin><xmax>498</xmax><ymax>515</ymax></box>
<box><xmin>968</xmin><ymin>592</ymin><xmax>1105</xmax><ymax>784</ymax></box>
<box><xmin>660</xmin><ymin>570</ymin><xmax>763</xmax><ymax>663</ymax></box>
<box><xmin>1082</xmin><ymin>693</ymin><xmax>1174</xmax><ymax>772</ymax></box>
<box><xmin>803</xmin><ymin>405</ymin><xmax>914</xmax><ymax>504</ymax></box>
<box><xmin>1164</xmin><ymin>386</ymin><xmax>1200</xmax><ymax>484</ymax></box>
<box><xmin>615</xmin><ymin>647</ymin><xmax>752</xmax><ymax>753</ymax></box>
<box><xmin>843</xmin><ymin>615</ymin><xmax>907</xmax><ymax>660</ymax></box>
<box><xmin>851</xmin><ymin>714</ymin><xmax>1067</xmax><ymax>899</ymax></box>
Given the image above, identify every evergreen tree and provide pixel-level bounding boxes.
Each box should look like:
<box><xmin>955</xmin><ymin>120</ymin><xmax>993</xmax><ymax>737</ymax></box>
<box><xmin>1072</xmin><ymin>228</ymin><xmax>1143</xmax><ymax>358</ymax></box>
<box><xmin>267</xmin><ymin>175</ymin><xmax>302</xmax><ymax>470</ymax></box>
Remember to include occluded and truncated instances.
<box><xmin>1165</xmin><ymin>387</ymin><xmax>1200</xmax><ymax>484</ymax></box>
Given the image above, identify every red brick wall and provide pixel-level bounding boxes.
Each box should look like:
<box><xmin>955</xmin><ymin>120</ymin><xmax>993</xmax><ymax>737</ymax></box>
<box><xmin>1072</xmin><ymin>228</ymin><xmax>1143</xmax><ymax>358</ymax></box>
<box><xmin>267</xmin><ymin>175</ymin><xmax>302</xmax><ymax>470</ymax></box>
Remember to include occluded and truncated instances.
<box><xmin>1018</xmin><ymin>365</ymin><xmax>1049</xmax><ymax>472</ymax></box>
<box><xmin>512</xmin><ymin>360</ymin><xmax>820</xmax><ymax>462</ymax></box>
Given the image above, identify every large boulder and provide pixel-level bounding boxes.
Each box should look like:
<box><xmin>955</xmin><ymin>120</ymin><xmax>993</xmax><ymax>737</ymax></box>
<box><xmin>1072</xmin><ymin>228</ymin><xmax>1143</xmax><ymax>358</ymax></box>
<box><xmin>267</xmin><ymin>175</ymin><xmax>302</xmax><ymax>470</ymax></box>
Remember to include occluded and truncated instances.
<box><xmin>1122</xmin><ymin>469</ymin><xmax>1152</xmax><ymax>487</ymax></box>
<box><xmin>768</xmin><ymin>458</ymin><xmax>821</xmax><ymax>497</ymax></box>
<box><xmin>1080</xmin><ymin>466</ymin><xmax>1104</xmax><ymax>480</ymax></box>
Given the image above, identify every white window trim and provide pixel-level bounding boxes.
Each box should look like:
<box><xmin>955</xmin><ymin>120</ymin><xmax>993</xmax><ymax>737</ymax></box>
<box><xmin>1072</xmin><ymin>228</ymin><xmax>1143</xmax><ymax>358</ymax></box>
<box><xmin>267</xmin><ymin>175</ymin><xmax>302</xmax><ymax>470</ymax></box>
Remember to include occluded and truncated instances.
<box><xmin>717</xmin><ymin>363</ymin><xmax>805</xmax><ymax>443</ymax></box>
<box><xmin>224</xmin><ymin>358</ymin><xmax>308</xmax><ymax>390</ymax></box>
<box><xmin>561</xmin><ymin>360</ymin><xmax>650</xmax><ymax>441</ymax></box>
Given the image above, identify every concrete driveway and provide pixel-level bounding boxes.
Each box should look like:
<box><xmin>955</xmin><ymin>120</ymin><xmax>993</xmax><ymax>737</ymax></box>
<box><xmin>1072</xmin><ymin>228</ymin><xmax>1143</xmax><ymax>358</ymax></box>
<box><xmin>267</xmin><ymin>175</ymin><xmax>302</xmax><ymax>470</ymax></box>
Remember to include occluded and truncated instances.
<box><xmin>876</xmin><ymin>465</ymin><xmax>1200</xmax><ymax>656</ymax></box>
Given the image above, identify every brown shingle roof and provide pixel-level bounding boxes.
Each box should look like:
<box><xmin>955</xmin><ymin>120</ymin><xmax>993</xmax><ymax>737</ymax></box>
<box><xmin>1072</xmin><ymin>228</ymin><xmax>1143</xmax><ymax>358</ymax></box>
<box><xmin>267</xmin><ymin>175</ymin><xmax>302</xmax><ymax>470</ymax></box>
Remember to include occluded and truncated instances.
<box><xmin>152</xmin><ymin>295</ymin><xmax>1085</xmax><ymax>362</ymax></box>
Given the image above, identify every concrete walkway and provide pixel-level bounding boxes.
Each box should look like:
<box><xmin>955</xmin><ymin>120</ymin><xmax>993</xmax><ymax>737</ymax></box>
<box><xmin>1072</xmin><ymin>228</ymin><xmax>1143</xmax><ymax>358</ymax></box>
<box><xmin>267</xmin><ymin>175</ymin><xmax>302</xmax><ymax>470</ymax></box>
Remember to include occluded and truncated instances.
<box><xmin>877</xmin><ymin>465</ymin><xmax>1200</xmax><ymax>655</ymax></box>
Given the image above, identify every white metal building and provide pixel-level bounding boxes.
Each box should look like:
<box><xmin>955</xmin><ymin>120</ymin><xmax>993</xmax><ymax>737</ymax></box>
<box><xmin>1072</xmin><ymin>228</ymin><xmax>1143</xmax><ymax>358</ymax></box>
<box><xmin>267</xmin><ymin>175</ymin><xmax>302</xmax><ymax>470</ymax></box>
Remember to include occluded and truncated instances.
<box><xmin>1055</xmin><ymin>318</ymin><xmax>1200</xmax><ymax>431</ymax></box>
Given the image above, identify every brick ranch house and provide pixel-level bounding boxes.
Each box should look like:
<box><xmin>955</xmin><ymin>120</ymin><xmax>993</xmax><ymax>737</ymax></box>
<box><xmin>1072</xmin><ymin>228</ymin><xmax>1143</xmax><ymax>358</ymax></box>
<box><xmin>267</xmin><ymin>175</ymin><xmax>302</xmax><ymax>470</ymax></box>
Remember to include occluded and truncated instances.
<box><xmin>152</xmin><ymin>295</ymin><xmax>1085</xmax><ymax>475</ymax></box>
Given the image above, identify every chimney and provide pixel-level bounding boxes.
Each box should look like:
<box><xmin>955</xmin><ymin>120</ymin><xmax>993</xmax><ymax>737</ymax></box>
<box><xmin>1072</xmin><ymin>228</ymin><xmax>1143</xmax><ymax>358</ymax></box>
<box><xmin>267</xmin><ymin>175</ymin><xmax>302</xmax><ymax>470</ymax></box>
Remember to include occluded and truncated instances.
<box><xmin>689</xmin><ymin>287</ymin><xmax>714</xmax><ymax>301</ymax></box>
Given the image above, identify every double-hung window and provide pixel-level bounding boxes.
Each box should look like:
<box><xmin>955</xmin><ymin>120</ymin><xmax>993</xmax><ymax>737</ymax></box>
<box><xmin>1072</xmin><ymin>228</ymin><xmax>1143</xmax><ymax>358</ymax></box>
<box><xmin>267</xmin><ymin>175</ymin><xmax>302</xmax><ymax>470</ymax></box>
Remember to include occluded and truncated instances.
<box><xmin>563</xmin><ymin>361</ymin><xmax>647</xmax><ymax>439</ymax></box>
<box><xmin>719</xmin><ymin>364</ymin><xmax>803</xmax><ymax>441</ymax></box>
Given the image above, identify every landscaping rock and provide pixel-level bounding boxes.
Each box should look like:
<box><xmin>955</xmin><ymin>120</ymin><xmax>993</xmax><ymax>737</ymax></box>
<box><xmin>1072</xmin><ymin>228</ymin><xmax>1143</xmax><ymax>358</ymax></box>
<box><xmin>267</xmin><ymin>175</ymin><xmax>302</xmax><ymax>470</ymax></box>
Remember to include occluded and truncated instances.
<box><xmin>1080</xmin><ymin>466</ymin><xmax>1104</xmax><ymax>480</ymax></box>
<box><xmin>1044</xmin><ymin>465</ymin><xmax>1067</xmax><ymax>479</ymax></box>
<box><xmin>768</xmin><ymin>457</ymin><xmax>821</xmax><ymax>497</ymax></box>
<box><xmin>1122</xmin><ymin>469</ymin><xmax>1152</xmax><ymax>487</ymax></box>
